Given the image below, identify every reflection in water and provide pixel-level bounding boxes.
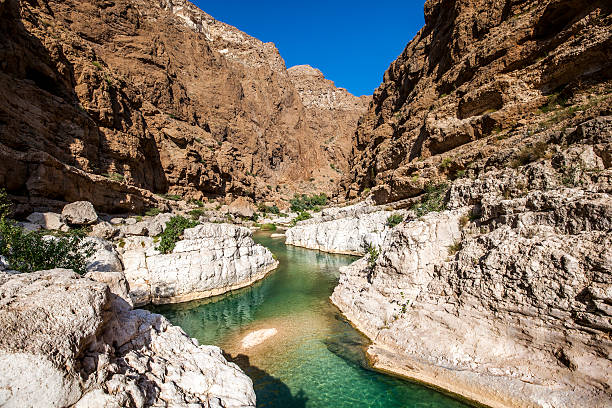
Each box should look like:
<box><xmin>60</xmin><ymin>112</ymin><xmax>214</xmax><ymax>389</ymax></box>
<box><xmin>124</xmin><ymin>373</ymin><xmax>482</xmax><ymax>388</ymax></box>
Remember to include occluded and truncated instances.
<box><xmin>227</xmin><ymin>353</ymin><xmax>308</xmax><ymax>408</ymax></box>
<box><xmin>150</xmin><ymin>232</ymin><xmax>472</xmax><ymax>408</ymax></box>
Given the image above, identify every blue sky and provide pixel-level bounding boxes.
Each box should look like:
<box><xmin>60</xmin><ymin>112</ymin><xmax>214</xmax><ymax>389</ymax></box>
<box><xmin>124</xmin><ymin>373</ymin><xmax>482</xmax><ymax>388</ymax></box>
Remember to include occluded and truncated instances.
<box><xmin>192</xmin><ymin>1</ymin><xmax>426</xmax><ymax>96</ymax></box>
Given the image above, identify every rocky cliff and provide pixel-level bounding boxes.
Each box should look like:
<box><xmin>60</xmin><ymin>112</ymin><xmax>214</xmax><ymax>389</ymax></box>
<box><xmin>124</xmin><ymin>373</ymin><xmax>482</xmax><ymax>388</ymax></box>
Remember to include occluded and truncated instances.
<box><xmin>345</xmin><ymin>0</ymin><xmax>611</xmax><ymax>202</ymax></box>
<box><xmin>0</xmin><ymin>0</ymin><xmax>367</xmax><ymax>215</ymax></box>
<box><xmin>331</xmin><ymin>117</ymin><xmax>612</xmax><ymax>407</ymax></box>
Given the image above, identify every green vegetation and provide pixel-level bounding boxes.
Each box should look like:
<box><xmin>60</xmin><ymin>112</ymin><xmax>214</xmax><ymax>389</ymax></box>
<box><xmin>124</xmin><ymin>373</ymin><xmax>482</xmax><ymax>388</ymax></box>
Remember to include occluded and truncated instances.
<box><xmin>289</xmin><ymin>193</ymin><xmax>328</xmax><ymax>213</ymax></box>
<box><xmin>0</xmin><ymin>190</ymin><xmax>94</xmax><ymax>274</ymax></box>
<box><xmin>454</xmin><ymin>169</ymin><xmax>466</xmax><ymax>179</ymax></box>
<box><xmin>459</xmin><ymin>214</ymin><xmax>470</xmax><ymax>228</ymax></box>
<box><xmin>448</xmin><ymin>240</ymin><xmax>462</xmax><ymax>256</ymax></box>
<box><xmin>439</xmin><ymin>157</ymin><xmax>454</xmax><ymax>170</ymax></box>
<box><xmin>258</xmin><ymin>203</ymin><xmax>280</xmax><ymax>215</ymax></box>
<box><xmin>386</xmin><ymin>214</ymin><xmax>404</xmax><ymax>228</ymax></box>
<box><xmin>135</xmin><ymin>215</ymin><xmax>143</xmax><ymax>222</ymax></box>
<box><xmin>510</xmin><ymin>141</ymin><xmax>548</xmax><ymax>168</ymax></box>
<box><xmin>411</xmin><ymin>183</ymin><xmax>448</xmax><ymax>217</ymax></box>
<box><xmin>156</xmin><ymin>216</ymin><xmax>198</xmax><ymax>254</ymax></box>
<box><xmin>145</xmin><ymin>207</ymin><xmax>162</xmax><ymax>217</ymax></box>
<box><xmin>189</xmin><ymin>199</ymin><xmax>205</xmax><ymax>207</ymax></box>
<box><xmin>92</xmin><ymin>60</ymin><xmax>102</xmax><ymax>70</ymax></box>
<box><xmin>103</xmin><ymin>172</ymin><xmax>124</xmax><ymax>182</ymax></box>
<box><xmin>259</xmin><ymin>223</ymin><xmax>277</xmax><ymax>231</ymax></box>
<box><xmin>362</xmin><ymin>188</ymin><xmax>371</xmax><ymax>196</ymax></box>
<box><xmin>289</xmin><ymin>211</ymin><xmax>312</xmax><ymax>227</ymax></box>
<box><xmin>159</xmin><ymin>193</ymin><xmax>182</xmax><ymax>201</ymax></box>
<box><xmin>367</xmin><ymin>245</ymin><xmax>379</xmax><ymax>268</ymax></box>
<box><xmin>538</xmin><ymin>92</ymin><xmax>568</xmax><ymax>114</ymax></box>
<box><xmin>188</xmin><ymin>209</ymin><xmax>205</xmax><ymax>220</ymax></box>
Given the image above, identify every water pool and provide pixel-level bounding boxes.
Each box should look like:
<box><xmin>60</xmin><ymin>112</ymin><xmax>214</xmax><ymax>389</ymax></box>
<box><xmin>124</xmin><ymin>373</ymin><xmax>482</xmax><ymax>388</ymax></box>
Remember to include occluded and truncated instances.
<box><xmin>150</xmin><ymin>232</ymin><xmax>471</xmax><ymax>408</ymax></box>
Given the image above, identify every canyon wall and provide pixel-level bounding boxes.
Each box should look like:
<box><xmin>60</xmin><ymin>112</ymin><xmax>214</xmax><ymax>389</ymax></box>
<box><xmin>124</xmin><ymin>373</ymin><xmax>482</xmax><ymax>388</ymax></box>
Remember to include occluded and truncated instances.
<box><xmin>345</xmin><ymin>0</ymin><xmax>611</xmax><ymax>203</ymax></box>
<box><xmin>0</xmin><ymin>0</ymin><xmax>367</xmax><ymax>215</ymax></box>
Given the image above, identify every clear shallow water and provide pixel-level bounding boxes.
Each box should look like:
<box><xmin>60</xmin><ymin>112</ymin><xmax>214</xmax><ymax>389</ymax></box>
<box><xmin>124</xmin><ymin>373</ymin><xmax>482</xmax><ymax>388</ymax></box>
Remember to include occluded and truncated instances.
<box><xmin>150</xmin><ymin>232</ymin><xmax>471</xmax><ymax>408</ymax></box>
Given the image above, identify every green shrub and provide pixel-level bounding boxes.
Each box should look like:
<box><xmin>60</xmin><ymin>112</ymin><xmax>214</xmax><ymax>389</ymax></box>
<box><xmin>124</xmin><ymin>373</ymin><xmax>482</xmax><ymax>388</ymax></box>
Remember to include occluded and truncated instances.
<box><xmin>411</xmin><ymin>183</ymin><xmax>448</xmax><ymax>217</ymax></box>
<box><xmin>145</xmin><ymin>207</ymin><xmax>162</xmax><ymax>217</ymax></box>
<box><xmin>0</xmin><ymin>191</ymin><xmax>94</xmax><ymax>274</ymax></box>
<box><xmin>386</xmin><ymin>214</ymin><xmax>404</xmax><ymax>228</ymax></box>
<box><xmin>103</xmin><ymin>172</ymin><xmax>124</xmax><ymax>182</ymax></box>
<box><xmin>510</xmin><ymin>141</ymin><xmax>548</xmax><ymax>168</ymax></box>
<box><xmin>289</xmin><ymin>193</ymin><xmax>328</xmax><ymax>212</ymax></box>
<box><xmin>454</xmin><ymin>170</ymin><xmax>466</xmax><ymax>179</ymax></box>
<box><xmin>259</xmin><ymin>223</ymin><xmax>277</xmax><ymax>231</ymax></box>
<box><xmin>156</xmin><ymin>216</ymin><xmax>198</xmax><ymax>254</ymax></box>
<box><xmin>367</xmin><ymin>245</ymin><xmax>379</xmax><ymax>268</ymax></box>
<box><xmin>439</xmin><ymin>157</ymin><xmax>454</xmax><ymax>170</ymax></box>
<box><xmin>0</xmin><ymin>222</ymin><xmax>95</xmax><ymax>274</ymax></box>
<box><xmin>188</xmin><ymin>209</ymin><xmax>205</xmax><ymax>220</ymax></box>
<box><xmin>92</xmin><ymin>60</ymin><xmax>102</xmax><ymax>69</ymax></box>
<box><xmin>289</xmin><ymin>211</ymin><xmax>312</xmax><ymax>227</ymax></box>
<box><xmin>448</xmin><ymin>240</ymin><xmax>462</xmax><ymax>256</ymax></box>
<box><xmin>189</xmin><ymin>199</ymin><xmax>205</xmax><ymax>207</ymax></box>
<box><xmin>257</xmin><ymin>203</ymin><xmax>280</xmax><ymax>214</ymax></box>
<box><xmin>159</xmin><ymin>193</ymin><xmax>181</xmax><ymax>201</ymax></box>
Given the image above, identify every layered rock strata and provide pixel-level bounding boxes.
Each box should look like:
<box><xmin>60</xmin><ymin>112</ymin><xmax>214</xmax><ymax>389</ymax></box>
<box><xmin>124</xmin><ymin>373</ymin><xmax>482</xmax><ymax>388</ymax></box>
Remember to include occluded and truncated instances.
<box><xmin>0</xmin><ymin>0</ymin><xmax>367</xmax><ymax>215</ymax></box>
<box><xmin>345</xmin><ymin>0</ymin><xmax>612</xmax><ymax>203</ymax></box>
<box><xmin>0</xmin><ymin>269</ymin><xmax>256</xmax><ymax>407</ymax></box>
<box><xmin>285</xmin><ymin>200</ymin><xmax>406</xmax><ymax>255</ymax></box>
<box><xmin>120</xmin><ymin>222</ymin><xmax>278</xmax><ymax>306</ymax></box>
<box><xmin>331</xmin><ymin>118</ymin><xmax>612</xmax><ymax>407</ymax></box>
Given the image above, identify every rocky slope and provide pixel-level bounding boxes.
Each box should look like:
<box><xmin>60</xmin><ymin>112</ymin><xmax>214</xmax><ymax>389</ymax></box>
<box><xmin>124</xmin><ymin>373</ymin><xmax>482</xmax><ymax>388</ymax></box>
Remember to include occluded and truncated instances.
<box><xmin>0</xmin><ymin>0</ymin><xmax>367</xmax><ymax>215</ymax></box>
<box><xmin>287</xmin><ymin>65</ymin><xmax>370</xmax><ymax>194</ymax></box>
<box><xmin>331</xmin><ymin>117</ymin><xmax>612</xmax><ymax>407</ymax></box>
<box><xmin>0</xmin><ymin>269</ymin><xmax>256</xmax><ymax>407</ymax></box>
<box><xmin>345</xmin><ymin>0</ymin><xmax>612</xmax><ymax>203</ymax></box>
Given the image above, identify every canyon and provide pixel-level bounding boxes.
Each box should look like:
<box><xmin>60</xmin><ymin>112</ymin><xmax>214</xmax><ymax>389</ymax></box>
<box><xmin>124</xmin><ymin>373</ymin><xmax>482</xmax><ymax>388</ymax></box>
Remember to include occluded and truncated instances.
<box><xmin>0</xmin><ymin>0</ymin><xmax>367</xmax><ymax>215</ymax></box>
<box><xmin>0</xmin><ymin>0</ymin><xmax>610</xmax><ymax>407</ymax></box>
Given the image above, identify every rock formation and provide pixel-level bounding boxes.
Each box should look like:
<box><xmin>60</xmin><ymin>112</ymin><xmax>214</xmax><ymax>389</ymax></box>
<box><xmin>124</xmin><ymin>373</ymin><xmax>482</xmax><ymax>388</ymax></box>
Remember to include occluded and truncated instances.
<box><xmin>331</xmin><ymin>117</ymin><xmax>612</xmax><ymax>407</ymax></box>
<box><xmin>285</xmin><ymin>199</ymin><xmax>406</xmax><ymax>255</ymax></box>
<box><xmin>0</xmin><ymin>269</ymin><xmax>256</xmax><ymax>407</ymax></box>
<box><xmin>345</xmin><ymin>0</ymin><xmax>612</xmax><ymax>203</ymax></box>
<box><xmin>120</xmin><ymin>222</ymin><xmax>278</xmax><ymax>306</ymax></box>
<box><xmin>0</xmin><ymin>0</ymin><xmax>368</xmax><ymax>215</ymax></box>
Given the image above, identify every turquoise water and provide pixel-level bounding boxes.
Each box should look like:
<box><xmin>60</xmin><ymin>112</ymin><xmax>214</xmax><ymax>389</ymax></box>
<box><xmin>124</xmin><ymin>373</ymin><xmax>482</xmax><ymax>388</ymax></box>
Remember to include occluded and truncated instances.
<box><xmin>150</xmin><ymin>232</ymin><xmax>471</xmax><ymax>408</ymax></box>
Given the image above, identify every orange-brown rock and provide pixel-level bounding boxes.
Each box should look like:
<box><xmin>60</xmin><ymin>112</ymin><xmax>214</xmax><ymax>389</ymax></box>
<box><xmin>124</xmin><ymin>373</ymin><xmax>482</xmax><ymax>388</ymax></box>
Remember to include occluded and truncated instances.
<box><xmin>345</xmin><ymin>0</ymin><xmax>612</xmax><ymax>203</ymax></box>
<box><xmin>0</xmin><ymin>0</ymin><xmax>367</xmax><ymax>215</ymax></box>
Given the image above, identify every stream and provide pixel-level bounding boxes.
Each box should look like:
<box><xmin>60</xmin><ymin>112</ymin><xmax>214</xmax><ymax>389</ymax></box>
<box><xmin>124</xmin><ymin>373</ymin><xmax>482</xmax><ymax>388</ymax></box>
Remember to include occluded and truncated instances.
<box><xmin>149</xmin><ymin>231</ymin><xmax>470</xmax><ymax>408</ymax></box>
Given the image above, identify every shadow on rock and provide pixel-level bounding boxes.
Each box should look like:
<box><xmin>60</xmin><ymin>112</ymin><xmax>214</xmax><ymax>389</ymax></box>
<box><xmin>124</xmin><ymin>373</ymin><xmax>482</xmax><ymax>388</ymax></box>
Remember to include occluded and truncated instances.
<box><xmin>225</xmin><ymin>353</ymin><xmax>308</xmax><ymax>408</ymax></box>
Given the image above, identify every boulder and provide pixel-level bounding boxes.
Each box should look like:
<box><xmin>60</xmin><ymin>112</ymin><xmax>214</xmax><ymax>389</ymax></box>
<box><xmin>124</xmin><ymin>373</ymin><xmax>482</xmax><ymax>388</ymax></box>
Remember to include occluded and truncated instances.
<box><xmin>62</xmin><ymin>201</ymin><xmax>98</xmax><ymax>225</ymax></box>
<box><xmin>84</xmin><ymin>237</ymin><xmax>123</xmax><ymax>273</ymax></box>
<box><xmin>146</xmin><ymin>212</ymin><xmax>173</xmax><ymax>237</ymax></box>
<box><xmin>228</xmin><ymin>197</ymin><xmax>255</xmax><ymax>218</ymax></box>
<box><xmin>90</xmin><ymin>221</ymin><xmax>119</xmax><ymax>240</ymax></box>
<box><xmin>25</xmin><ymin>212</ymin><xmax>65</xmax><ymax>230</ymax></box>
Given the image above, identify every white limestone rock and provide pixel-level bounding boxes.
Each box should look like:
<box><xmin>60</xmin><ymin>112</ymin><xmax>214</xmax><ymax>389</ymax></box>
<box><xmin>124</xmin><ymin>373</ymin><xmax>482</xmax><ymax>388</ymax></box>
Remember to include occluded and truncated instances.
<box><xmin>84</xmin><ymin>237</ymin><xmax>123</xmax><ymax>273</ymax></box>
<box><xmin>62</xmin><ymin>201</ymin><xmax>98</xmax><ymax>225</ymax></box>
<box><xmin>26</xmin><ymin>212</ymin><xmax>65</xmax><ymax>230</ymax></box>
<box><xmin>121</xmin><ymin>222</ymin><xmax>278</xmax><ymax>305</ymax></box>
<box><xmin>331</xmin><ymin>144</ymin><xmax>612</xmax><ymax>407</ymax></box>
<box><xmin>91</xmin><ymin>221</ymin><xmax>119</xmax><ymax>240</ymax></box>
<box><xmin>0</xmin><ymin>269</ymin><xmax>256</xmax><ymax>407</ymax></box>
<box><xmin>285</xmin><ymin>200</ymin><xmax>406</xmax><ymax>255</ymax></box>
